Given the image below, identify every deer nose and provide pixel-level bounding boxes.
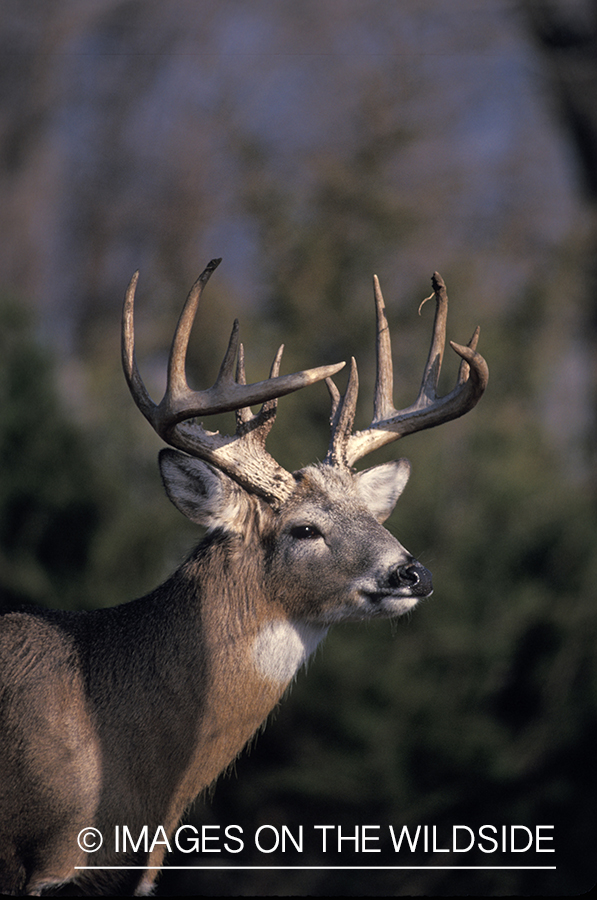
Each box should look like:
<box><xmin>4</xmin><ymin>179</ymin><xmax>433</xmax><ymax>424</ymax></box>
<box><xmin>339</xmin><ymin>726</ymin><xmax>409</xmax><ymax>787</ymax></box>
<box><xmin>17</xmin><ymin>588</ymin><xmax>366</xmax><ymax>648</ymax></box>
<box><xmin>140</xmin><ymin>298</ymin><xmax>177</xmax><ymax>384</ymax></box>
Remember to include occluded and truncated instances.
<box><xmin>389</xmin><ymin>561</ymin><xmax>433</xmax><ymax>597</ymax></box>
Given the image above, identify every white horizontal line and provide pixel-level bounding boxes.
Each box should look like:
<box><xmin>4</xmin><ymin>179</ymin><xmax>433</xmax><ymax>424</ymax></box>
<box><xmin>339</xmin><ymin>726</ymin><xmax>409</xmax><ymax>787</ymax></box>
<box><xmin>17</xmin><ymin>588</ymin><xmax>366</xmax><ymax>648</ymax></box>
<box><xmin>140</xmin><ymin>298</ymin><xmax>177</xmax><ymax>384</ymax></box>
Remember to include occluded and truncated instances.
<box><xmin>75</xmin><ymin>865</ymin><xmax>557</xmax><ymax>871</ymax></box>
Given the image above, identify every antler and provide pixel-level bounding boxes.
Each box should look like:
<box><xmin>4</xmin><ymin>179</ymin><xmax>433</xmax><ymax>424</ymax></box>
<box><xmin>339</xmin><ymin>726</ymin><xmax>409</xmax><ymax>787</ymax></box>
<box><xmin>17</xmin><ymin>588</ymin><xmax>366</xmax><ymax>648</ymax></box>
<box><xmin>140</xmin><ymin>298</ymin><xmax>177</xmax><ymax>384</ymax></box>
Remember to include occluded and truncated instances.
<box><xmin>325</xmin><ymin>272</ymin><xmax>489</xmax><ymax>469</ymax></box>
<box><xmin>122</xmin><ymin>259</ymin><xmax>345</xmax><ymax>506</ymax></box>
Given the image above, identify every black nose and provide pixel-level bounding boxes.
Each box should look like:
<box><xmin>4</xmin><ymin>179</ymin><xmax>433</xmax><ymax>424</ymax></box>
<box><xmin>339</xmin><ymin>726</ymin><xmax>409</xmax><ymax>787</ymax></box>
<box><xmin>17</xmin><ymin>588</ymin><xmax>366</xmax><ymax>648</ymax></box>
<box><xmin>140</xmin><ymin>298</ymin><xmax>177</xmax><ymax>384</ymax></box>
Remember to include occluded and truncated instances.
<box><xmin>389</xmin><ymin>561</ymin><xmax>433</xmax><ymax>597</ymax></box>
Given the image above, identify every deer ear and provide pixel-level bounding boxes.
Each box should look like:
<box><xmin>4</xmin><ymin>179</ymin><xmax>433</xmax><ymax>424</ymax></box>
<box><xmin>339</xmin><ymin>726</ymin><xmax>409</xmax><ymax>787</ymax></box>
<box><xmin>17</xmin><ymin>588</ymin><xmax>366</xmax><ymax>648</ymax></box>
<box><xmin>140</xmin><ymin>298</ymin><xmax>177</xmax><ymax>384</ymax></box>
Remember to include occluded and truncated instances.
<box><xmin>159</xmin><ymin>448</ymin><xmax>243</xmax><ymax>528</ymax></box>
<box><xmin>355</xmin><ymin>459</ymin><xmax>411</xmax><ymax>523</ymax></box>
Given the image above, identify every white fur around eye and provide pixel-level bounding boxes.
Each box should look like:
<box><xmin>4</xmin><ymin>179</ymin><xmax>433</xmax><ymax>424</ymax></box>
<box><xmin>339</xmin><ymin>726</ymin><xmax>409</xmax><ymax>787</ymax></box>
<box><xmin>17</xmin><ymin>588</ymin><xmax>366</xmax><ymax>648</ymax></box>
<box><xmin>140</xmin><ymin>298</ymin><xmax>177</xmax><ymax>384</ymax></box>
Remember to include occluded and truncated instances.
<box><xmin>251</xmin><ymin>621</ymin><xmax>328</xmax><ymax>683</ymax></box>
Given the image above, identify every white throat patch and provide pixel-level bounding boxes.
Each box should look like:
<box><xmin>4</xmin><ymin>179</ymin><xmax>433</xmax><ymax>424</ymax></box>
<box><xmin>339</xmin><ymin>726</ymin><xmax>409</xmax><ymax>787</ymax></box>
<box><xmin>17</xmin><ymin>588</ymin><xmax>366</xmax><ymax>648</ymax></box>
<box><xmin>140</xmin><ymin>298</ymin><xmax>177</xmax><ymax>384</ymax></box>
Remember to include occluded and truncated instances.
<box><xmin>251</xmin><ymin>621</ymin><xmax>328</xmax><ymax>684</ymax></box>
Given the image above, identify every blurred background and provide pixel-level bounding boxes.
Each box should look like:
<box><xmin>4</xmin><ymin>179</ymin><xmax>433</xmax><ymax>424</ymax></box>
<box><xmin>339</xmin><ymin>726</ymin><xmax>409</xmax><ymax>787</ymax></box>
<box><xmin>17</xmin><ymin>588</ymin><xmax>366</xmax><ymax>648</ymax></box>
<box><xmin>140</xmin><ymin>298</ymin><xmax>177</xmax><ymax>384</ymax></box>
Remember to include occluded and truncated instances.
<box><xmin>1</xmin><ymin>0</ymin><xmax>596</xmax><ymax>895</ymax></box>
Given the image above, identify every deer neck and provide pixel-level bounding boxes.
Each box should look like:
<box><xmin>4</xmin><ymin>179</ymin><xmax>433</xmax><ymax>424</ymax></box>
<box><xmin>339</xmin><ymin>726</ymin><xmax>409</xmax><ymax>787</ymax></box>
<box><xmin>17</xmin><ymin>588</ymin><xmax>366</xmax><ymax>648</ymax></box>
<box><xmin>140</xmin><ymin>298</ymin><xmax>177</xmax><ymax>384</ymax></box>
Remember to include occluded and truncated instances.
<box><xmin>176</xmin><ymin>529</ymin><xmax>328</xmax><ymax>791</ymax></box>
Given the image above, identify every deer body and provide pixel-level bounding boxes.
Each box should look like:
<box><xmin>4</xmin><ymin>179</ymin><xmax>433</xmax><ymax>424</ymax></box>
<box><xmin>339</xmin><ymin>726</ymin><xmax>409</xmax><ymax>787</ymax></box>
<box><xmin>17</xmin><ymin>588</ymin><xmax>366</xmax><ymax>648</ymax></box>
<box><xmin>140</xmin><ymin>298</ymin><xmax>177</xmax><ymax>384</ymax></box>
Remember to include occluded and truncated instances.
<box><xmin>0</xmin><ymin>261</ymin><xmax>487</xmax><ymax>895</ymax></box>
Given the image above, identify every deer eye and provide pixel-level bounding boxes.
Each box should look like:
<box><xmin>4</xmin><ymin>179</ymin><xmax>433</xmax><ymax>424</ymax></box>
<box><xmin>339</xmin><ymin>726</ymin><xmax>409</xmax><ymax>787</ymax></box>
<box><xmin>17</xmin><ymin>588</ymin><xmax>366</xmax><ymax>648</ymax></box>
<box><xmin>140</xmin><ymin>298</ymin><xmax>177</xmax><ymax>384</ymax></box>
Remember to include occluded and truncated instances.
<box><xmin>290</xmin><ymin>524</ymin><xmax>323</xmax><ymax>540</ymax></box>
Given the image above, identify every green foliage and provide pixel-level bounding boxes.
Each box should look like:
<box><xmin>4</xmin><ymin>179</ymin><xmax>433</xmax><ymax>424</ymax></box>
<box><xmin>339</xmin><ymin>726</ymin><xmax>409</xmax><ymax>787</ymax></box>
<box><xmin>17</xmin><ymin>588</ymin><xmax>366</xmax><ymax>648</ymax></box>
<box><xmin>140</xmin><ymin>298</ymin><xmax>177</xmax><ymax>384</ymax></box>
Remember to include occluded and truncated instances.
<box><xmin>0</xmin><ymin>295</ymin><xmax>189</xmax><ymax>612</ymax></box>
<box><xmin>0</xmin><ymin>300</ymin><xmax>103</xmax><ymax>608</ymax></box>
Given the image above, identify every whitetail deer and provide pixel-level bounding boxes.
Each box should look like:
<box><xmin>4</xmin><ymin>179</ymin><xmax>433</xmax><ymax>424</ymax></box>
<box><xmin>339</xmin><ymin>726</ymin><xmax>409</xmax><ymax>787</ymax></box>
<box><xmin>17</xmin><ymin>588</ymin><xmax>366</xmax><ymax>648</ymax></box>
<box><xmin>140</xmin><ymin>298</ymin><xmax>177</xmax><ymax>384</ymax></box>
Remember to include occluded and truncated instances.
<box><xmin>0</xmin><ymin>259</ymin><xmax>488</xmax><ymax>896</ymax></box>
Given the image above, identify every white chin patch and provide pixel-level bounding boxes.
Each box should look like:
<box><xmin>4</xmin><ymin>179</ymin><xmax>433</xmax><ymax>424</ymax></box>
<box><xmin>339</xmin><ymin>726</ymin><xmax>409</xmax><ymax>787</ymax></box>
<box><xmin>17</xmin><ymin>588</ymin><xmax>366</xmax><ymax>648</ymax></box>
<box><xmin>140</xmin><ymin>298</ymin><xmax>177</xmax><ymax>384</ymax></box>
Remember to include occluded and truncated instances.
<box><xmin>345</xmin><ymin>592</ymin><xmax>423</xmax><ymax>620</ymax></box>
<box><xmin>252</xmin><ymin>621</ymin><xmax>328</xmax><ymax>684</ymax></box>
<box><xmin>385</xmin><ymin>595</ymin><xmax>422</xmax><ymax>615</ymax></box>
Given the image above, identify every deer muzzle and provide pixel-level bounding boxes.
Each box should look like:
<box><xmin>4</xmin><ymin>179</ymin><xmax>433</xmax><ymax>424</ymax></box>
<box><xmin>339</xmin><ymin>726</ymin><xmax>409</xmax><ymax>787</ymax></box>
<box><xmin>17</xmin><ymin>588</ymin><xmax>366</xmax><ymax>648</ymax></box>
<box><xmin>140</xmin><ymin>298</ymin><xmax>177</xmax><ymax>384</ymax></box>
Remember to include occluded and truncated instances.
<box><xmin>388</xmin><ymin>561</ymin><xmax>433</xmax><ymax>597</ymax></box>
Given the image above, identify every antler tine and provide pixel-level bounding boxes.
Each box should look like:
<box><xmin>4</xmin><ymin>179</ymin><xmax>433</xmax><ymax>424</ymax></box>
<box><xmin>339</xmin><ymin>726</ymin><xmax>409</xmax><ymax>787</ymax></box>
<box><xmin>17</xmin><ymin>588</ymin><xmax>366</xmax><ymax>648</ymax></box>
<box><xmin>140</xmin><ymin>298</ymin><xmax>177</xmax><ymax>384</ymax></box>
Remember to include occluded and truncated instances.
<box><xmin>325</xmin><ymin>376</ymin><xmax>341</xmax><ymax>421</ymax></box>
<box><xmin>167</xmin><ymin>258</ymin><xmax>224</xmax><ymax>400</ymax></box>
<box><xmin>122</xmin><ymin>270</ymin><xmax>155</xmax><ymax>422</ymax></box>
<box><xmin>324</xmin><ymin>274</ymin><xmax>393</xmax><ymax>467</ymax></box>
<box><xmin>324</xmin><ymin>358</ymin><xmax>359</xmax><ymax>467</ymax></box>
<box><xmin>326</xmin><ymin>272</ymin><xmax>489</xmax><ymax>469</ymax></box>
<box><xmin>453</xmin><ymin>325</ymin><xmax>480</xmax><ymax>387</ymax></box>
<box><xmin>235</xmin><ymin>342</ymin><xmax>251</xmax><ymax>427</ymax></box>
<box><xmin>260</xmin><ymin>344</ymin><xmax>285</xmax><ymax>425</ymax></box>
<box><xmin>416</xmin><ymin>271</ymin><xmax>448</xmax><ymax>405</ymax></box>
<box><xmin>235</xmin><ymin>343</ymin><xmax>283</xmax><ymax>437</ymax></box>
<box><xmin>372</xmin><ymin>274</ymin><xmax>394</xmax><ymax>421</ymax></box>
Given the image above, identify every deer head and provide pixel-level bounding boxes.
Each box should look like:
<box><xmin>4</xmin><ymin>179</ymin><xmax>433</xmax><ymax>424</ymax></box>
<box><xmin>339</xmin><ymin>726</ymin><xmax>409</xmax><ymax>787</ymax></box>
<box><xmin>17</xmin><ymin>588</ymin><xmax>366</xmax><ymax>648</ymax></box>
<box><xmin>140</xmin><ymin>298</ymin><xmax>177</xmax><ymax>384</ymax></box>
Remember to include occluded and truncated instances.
<box><xmin>123</xmin><ymin>258</ymin><xmax>487</xmax><ymax>622</ymax></box>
